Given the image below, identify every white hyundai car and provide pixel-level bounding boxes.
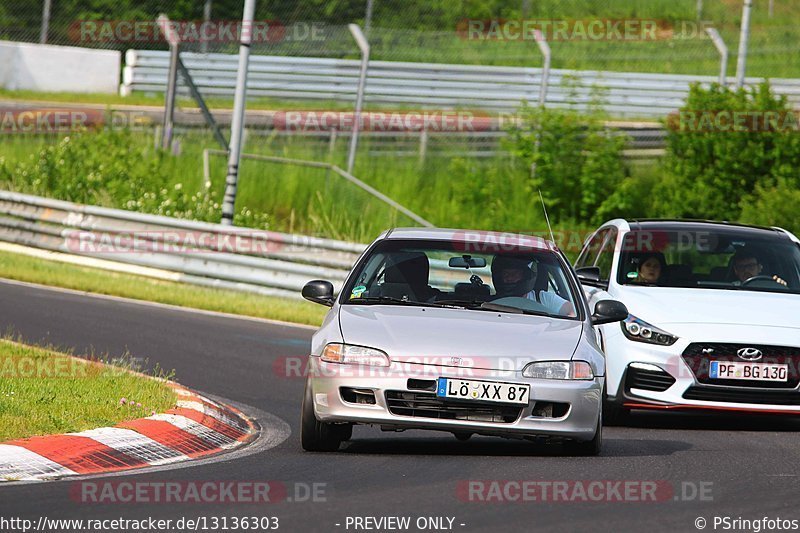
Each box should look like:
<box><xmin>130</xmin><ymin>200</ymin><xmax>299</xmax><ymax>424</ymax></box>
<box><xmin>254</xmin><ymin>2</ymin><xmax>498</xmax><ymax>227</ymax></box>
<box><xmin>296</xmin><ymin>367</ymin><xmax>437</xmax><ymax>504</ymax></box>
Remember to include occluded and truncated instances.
<box><xmin>575</xmin><ymin>219</ymin><xmax>800</xmax><ymax>423</ymax></box>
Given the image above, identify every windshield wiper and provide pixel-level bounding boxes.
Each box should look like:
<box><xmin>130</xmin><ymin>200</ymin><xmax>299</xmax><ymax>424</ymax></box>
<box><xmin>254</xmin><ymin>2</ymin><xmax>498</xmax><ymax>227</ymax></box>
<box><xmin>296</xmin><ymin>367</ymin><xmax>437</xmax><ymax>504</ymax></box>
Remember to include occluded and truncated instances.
<box><xmin>434</xmin><ymin>299</ymin><xmax>485</xmax><ymax>308</ymax></box>
<box><xmin>347</xmin><ymin>296</ymin><xmax>457</xmax><ymax>308</ymax></box>
<box><xmin>436</xmin><ymin>299</ymin><xmax>562</xmax><ymax>318</ymax></box>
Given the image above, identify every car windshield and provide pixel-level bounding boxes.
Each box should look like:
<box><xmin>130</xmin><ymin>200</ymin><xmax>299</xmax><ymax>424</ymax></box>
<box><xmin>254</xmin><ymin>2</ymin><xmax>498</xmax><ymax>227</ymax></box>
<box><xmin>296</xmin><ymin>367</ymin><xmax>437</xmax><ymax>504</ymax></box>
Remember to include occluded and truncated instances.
<box><xmin>342</xmin><ymin>239</ymin><xmax>579</xmax><ymax>319</ymax></box>
<box><xmin>618</xmin><ymin>227</ymin><xmax>800</xmax><ymax>294</ymax></box>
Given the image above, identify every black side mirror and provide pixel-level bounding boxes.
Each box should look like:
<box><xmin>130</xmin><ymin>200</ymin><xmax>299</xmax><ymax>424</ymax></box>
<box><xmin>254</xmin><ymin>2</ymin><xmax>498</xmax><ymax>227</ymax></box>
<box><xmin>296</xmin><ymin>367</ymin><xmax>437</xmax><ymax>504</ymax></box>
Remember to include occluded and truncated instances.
<box><xmin>575</xmin><ymin>266</ymin><xmax>607</xmax><ymax>288</ymax></box>
<box><xmin>591</xmin><ymin>299</ymin><xmax>629</xmax><ymax>325</ymax></box>
<box><xmin>302</xmin><ymin>280</ymin><xmax>335</xmax><ymax>307</ymax></box>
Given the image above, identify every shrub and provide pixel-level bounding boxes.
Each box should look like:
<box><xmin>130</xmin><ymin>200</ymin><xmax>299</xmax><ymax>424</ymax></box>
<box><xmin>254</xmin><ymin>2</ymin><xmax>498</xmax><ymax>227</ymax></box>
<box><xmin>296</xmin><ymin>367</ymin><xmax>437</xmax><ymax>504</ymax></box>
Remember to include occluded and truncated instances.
<box><xmin>0</xmin><ymin>129</ymin><xmax>270</xmax><ymax>228</ymax></box>
<box><xmin>504</xmin><ymin>102</ymin><xmax>628</xmax><ymax>225</ymax></box>
<box><xmin>662</xmin><ymin>81</ymin><xmax>800</xmax><ymax>221</ymax></box>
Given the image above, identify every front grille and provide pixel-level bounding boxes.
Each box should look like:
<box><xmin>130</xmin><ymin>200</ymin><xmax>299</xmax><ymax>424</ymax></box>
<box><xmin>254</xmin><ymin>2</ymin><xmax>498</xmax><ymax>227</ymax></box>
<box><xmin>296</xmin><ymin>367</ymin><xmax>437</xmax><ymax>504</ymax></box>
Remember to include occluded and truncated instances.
<box><xmin>385</xmin><ymin>391</ymin><xmax>522</xmax><ymax>423</ymax></box>
<box><xmin>626</xmin><ymin>366</ymin><xmax>676</xmax><ymax>392</ymax></box>
<box><xmin>682</xmin><ymin>343</ymin><xmax>800</xmax><ymax>389</ymax></box>
<box><xmin>683</xmin><ymin>386</ymin><xmax>800</xmax><ymax>405</ymax></box>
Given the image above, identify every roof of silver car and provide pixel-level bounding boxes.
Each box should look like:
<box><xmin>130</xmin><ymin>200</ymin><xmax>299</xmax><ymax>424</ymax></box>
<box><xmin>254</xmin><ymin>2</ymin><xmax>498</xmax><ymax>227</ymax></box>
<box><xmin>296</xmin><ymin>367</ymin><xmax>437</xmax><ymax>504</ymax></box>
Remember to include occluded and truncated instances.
<box><xmin>383</xmin><ymin>227</ymin><xmax>557</xmax><ymax>250</ymax></box>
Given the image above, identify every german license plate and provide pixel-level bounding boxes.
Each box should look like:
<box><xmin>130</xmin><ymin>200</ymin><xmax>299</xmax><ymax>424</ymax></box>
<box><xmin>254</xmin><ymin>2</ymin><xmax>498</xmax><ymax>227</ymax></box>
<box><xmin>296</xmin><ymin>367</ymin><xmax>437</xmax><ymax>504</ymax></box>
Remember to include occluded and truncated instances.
<box><xmin>436</xmin><ymin>378</ymin><xmax>530</xmax><ymax>404</ymax></box>
<box><xmin>709</xmin><ymin>361</ymin><xmax>788</xmax><ymax>382</ymax></box>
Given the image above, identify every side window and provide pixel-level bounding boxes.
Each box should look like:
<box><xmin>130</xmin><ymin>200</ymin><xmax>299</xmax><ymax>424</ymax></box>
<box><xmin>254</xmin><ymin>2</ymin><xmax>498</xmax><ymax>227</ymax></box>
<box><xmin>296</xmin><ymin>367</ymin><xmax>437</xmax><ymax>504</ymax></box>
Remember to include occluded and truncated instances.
<box><xmin>576</xmin><ymin>229</ymin><xmax>610</xmax><ymax>269</ymax></box>
<box><xmin>594</xmin><ymin>228</ymin><xmax>618</xmax><ymax>281</ymax></box>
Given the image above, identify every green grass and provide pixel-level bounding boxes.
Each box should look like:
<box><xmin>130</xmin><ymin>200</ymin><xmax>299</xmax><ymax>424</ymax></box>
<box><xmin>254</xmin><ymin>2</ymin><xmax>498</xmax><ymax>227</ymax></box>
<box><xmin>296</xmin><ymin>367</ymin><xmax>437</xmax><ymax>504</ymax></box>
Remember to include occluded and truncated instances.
<box><xmin>0</xmin><ymin>339</ymin><xmax>177</xmax><ymax>442</ymax></box>
<box><xmin>0</xmin><ymin>127</ymin><xmax>637</xmax><ymax>243</ymax></box>
<box><xmin>0</xmin><ymin>250</ymin><xmax>328</xmax><ymax>326</ymax></box>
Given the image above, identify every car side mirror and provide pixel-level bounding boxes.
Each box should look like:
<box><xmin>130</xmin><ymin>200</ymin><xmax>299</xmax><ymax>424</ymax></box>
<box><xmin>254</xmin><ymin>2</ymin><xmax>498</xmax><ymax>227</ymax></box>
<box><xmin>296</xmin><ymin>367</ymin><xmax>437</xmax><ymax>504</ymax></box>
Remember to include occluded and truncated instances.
<box><xmin>302</xmin><ymin>280</ymin><xmax>335</xmax><ymax>307</ymax></box>
<box><xmin>591</xmin><ymin>299</ymin><xmax>629</xmax><ymax>325</ymax></box>
<box><xmin>576</xmin><ymin>266</ymin><xmax>607</xmax><ymax>289</ymax></box>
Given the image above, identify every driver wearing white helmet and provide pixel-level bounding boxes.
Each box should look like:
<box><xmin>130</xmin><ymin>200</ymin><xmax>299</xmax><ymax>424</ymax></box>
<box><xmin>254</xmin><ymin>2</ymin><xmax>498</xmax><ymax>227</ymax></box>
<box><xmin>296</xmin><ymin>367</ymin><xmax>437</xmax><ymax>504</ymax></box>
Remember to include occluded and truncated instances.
<box><xmin>491</xmin><ymin>255</ymin><xmax>575</xmax><ymax>316</ymax></box>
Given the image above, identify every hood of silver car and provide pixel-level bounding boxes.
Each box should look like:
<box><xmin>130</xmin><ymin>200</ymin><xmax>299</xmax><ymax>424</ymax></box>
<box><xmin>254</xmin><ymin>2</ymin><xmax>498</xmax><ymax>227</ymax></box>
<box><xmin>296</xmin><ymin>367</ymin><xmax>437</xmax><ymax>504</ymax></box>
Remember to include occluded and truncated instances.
<box><xmin>338</xmin><ymin>305</ymin><xmax>583</xmax><ymax>371</ymax></box>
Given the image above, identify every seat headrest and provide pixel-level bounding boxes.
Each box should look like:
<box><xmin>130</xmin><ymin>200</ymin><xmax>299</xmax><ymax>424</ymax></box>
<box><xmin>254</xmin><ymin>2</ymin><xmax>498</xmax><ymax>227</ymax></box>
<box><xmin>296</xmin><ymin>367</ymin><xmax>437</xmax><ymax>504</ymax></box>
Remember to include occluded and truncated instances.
<box><xmin>384</xmin><ymin>252</ymin><xmax>430</xmax><ymax>287</ymax></box>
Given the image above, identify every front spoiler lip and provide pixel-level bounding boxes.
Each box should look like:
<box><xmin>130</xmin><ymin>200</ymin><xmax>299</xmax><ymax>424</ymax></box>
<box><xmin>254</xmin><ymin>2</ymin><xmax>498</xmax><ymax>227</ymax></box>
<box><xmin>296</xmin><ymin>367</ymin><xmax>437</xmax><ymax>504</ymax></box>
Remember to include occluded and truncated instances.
<box><xmin>623</xmin><ymin>400</ymin><xmax>800</xmax><ymax>415</ymax></box>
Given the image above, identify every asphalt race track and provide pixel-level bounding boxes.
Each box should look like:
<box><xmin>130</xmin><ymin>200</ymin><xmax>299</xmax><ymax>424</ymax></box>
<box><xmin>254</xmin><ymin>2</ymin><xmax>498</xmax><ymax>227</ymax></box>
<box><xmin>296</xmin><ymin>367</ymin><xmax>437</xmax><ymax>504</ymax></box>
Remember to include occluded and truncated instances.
<box><xmin>2</xmin><ymin>279</ymin><xmax>800</xmax><ymax>533</ymax></box>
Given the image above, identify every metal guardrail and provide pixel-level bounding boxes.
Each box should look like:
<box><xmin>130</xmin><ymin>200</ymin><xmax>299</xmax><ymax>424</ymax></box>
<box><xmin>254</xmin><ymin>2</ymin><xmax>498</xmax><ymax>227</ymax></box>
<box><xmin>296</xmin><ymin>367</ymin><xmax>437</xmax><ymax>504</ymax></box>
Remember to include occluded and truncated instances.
<box><xmin>0</xmin><ymin>190</ymin><xmax>368</xmax><ymax>299</ymax></box>
<box><xmin>120</xmin><ymin>50</ymin><xmax>800</xmax><ymax>118</ymax></box>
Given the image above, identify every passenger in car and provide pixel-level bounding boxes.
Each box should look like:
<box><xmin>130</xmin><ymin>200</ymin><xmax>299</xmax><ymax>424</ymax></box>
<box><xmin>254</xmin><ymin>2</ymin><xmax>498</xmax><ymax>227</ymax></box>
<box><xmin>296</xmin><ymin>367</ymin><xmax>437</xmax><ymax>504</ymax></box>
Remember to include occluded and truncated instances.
<box><xmin>633</xmin><ymin>252</ymin><xmax>666</xmax><ymax>284</ymax></box>
<box><xmin>490</xmin><ymin>256</ymin><xmax>575</xmax><ymax>316</ymax></box>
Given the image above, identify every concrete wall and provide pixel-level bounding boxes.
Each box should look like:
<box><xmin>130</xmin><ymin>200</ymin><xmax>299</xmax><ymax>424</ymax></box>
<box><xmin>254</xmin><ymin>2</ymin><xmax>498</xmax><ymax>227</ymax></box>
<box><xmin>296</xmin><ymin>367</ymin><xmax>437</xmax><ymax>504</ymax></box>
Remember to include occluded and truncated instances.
<box><xmin>0</xmin><ymin>41</ymin><xmax>120</xmax><ymax>94</ymax></box>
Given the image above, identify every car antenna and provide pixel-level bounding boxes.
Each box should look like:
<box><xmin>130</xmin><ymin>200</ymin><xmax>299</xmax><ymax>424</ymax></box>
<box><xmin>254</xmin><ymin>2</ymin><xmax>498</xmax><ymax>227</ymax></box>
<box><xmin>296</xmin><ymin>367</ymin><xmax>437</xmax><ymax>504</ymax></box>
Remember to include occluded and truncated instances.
<box><xmin>538</xmin><ymin>189</ymin><xmax>556</xmax><ymax>246</ymax></box>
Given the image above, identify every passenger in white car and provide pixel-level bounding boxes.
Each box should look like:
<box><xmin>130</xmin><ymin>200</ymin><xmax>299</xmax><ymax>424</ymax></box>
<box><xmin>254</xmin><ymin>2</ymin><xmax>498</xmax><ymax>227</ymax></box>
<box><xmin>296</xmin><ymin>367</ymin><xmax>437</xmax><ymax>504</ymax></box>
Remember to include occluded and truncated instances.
<box><xmin>634</xmin><ymin>252</ymin><xmax>666</xmax><ymax>285</ymax></box>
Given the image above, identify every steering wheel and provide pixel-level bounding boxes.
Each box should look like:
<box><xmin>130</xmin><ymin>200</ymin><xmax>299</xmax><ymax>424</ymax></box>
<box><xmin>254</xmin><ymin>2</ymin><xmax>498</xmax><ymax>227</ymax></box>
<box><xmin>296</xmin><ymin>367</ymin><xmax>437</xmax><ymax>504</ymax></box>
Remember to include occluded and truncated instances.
<box><xmin>741</xmin><ymin>275</ymin><xmax>785</xmax><ymax>287</ymax></box>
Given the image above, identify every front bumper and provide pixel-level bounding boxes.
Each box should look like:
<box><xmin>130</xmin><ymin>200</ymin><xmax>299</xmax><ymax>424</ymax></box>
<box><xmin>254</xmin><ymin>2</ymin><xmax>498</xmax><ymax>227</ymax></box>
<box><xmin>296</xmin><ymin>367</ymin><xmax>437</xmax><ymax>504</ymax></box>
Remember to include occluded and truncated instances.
<box><xmin>307</xmin><ymin>357</ymin><xmax>602</xmax><ymax>440</ymax></box>
<box><xmin>616</xmin><ymin>358</ymin><xmax>800</xmax><ymax>414</ymax></box>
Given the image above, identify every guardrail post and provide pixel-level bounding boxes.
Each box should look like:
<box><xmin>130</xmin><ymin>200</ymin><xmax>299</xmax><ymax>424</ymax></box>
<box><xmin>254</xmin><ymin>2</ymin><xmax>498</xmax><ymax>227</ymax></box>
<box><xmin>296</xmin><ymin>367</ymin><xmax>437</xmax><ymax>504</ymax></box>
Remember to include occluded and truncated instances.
<box><xmin>347</xmin><ymin>24</ymin><xmax>370</xmax><ymax>175</ymax></box>
<box><xmin>221</xmin><ymin>0</ymin><xmax>257</xmax><ymax>226</ymax></box>
<box><xmin>705</xmin><ymin>28</ymin><xmax>728</xmax><ymax>86</ymax></box>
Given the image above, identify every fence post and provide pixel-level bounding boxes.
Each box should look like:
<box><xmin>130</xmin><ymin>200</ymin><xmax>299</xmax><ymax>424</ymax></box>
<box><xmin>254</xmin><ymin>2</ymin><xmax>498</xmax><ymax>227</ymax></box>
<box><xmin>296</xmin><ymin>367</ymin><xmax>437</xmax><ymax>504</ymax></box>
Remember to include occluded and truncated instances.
<box><xmin>705</xmin><ymin>28</ymin><xmax>728</xmax><ymax>86</ymax></box>
<box><xmin>39</xmin><ymin>0</ymin><xmax>51</xmax><ymax>44</ymax></box>
<box><xmin>364</xmin><ymin>0</ymin><xmax>375</xmax><ymax>37</ymax></box>
<box><xmin>735</xmin><ymin>0</ymin><xmax>753</xmax><ymax>89</ymax></box>
<box><xmin>202</xmin><ymin>0</ymin><xmax>212</xmax><ymax>54</ymax></box>
<box><xmin>347</xmin><ymin>24</ymin><xmax>370</xmax><ymax>175</ymax></box>
<box><xmin>418</xmin><ymin>130</ymin><xmax>428</xmax><ymax>168</ymax></box>
<box><xmin>530</xmin><ymin>29</ymin><xmax>550</xmax><ymax>180</ymax></box>
<box><xmin>221</xmin><ymin>0</ymin><xmax>257</xmax><ymax>226</ymax></box>
<box><xmin>157</xmin><ymin>15</ymin><xmax>181</xmax><ymax>152</ymax></box>
<box><xmin>534</xmin><ymin>29</ymin><xmax>551</xmax><ymax>107</ymax></box>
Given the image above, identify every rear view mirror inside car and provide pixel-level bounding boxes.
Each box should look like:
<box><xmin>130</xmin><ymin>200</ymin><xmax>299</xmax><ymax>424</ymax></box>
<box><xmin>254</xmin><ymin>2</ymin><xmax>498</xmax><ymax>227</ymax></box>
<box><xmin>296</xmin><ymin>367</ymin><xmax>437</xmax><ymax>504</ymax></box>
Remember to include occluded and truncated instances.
<box><xmin>448</xmin><ymin>255</ymin><xmax>487</xmax><ymax>269</ymax></box>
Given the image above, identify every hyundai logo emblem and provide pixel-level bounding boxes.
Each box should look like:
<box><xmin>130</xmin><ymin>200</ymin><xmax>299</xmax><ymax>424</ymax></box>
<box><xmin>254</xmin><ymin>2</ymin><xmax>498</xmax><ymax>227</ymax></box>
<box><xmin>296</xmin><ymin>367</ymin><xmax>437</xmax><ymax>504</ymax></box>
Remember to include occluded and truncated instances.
<box><xmin>737</xmin><ymin>347</ymin><xmax>763</xmax><ymax>361</ymax></box>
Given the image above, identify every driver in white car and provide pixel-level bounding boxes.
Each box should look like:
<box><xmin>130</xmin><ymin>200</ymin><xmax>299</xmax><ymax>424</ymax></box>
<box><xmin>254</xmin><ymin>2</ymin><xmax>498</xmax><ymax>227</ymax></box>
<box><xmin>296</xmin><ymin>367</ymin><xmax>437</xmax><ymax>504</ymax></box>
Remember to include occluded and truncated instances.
<box><xmin>491</xmin><ymin>255</ymin><xmax>576</xmax><ymax>316</ymax></box>
<box><xmin>732</xmin><ymin>248</ymin><xmax>787</xmax><ymax>286</ymax></box>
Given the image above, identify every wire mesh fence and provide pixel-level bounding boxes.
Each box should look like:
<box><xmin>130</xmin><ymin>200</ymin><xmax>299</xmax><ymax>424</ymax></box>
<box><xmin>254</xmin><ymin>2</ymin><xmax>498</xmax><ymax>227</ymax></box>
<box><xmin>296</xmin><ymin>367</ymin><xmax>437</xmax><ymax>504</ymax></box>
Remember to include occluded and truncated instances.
<box><xmin>1</xmin><ymin>1</ymin><xmax>797</xmax><ymax>240</ymax></box>
<box><xmin>1</xmin><ymin>1</ymin><xmax>797</xmax><ymax>76</ymax></box>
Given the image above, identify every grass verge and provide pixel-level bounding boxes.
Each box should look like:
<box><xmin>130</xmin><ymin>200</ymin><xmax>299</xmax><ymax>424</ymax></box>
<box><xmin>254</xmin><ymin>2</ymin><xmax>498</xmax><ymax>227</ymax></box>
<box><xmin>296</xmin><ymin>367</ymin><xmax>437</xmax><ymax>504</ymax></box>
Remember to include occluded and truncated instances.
<box><xmin>0</xmin><ymin>249</ymin><xmax>327</xmax><ymax>326</ymax></box>
<box><xmin>0</xmin><ymin>339</ymin><xmax>177</xmax><ymax>442</ymax></box>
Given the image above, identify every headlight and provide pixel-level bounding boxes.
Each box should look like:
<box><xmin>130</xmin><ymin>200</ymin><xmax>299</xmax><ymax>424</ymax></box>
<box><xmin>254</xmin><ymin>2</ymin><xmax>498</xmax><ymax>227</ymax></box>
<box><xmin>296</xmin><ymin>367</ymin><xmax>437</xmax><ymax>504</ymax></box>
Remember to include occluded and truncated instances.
<box><xmin>621</xmin><ymin>315</ymin><xmax>678</xmax><ymax>346</ymax></box>
<box><xmin>320</xmin><ymin>343</ymin><xmax>390</xmax><ymax>367</ymax></box>
<box><xmin>522</xmin><ymin>361</ymin><xmax>594</xmax><ymax>380</ymax></box>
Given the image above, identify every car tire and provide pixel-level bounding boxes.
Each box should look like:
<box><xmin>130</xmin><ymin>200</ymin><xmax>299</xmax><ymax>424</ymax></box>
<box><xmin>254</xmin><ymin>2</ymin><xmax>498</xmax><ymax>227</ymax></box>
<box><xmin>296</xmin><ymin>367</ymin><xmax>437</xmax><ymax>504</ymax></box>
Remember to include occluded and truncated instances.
<box><xmin>565</xmin><ymin>413</ymin><xmax>602</xmax><ymax>456</ymax></box>
<box><xmin>301</xmin><ymin>380</ymin><xmax>343</xmax><ymax>452</ymax></box>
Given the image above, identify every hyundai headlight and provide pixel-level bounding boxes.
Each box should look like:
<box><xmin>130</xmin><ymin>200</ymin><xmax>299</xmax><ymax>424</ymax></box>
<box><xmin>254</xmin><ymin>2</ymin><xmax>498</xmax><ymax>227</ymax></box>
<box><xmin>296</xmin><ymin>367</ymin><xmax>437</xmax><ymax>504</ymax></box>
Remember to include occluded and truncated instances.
<box><xmin>621</xmin><ymin>315</ymin><xmax>678</xmax><ymax>346</ymax></box>
<box><xmin>522</xmin><ymin>361</ymin><xmax>594</xmax><ymax>380</ymax></box>
<box><xmin>320</xmin><ymin>343</ymin><xmax>390</xmax><ymax>367</ymax></box>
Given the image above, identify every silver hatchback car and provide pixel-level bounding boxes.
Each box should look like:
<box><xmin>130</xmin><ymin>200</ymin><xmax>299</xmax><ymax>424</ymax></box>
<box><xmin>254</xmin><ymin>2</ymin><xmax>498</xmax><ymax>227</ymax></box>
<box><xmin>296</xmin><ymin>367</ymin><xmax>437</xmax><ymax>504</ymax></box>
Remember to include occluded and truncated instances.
<box><xmin>300</xmin><ymin>228</ymin><xmax>628</xmax><ymax>455</ymax></box>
